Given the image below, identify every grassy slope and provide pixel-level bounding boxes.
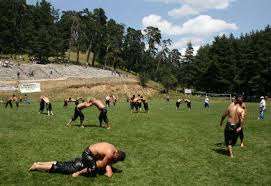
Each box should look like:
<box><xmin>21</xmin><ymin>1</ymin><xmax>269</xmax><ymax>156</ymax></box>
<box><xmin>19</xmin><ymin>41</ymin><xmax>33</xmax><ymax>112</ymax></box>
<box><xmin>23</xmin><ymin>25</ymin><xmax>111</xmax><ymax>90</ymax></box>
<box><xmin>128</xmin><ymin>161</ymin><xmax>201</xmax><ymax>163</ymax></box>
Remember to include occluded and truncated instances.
<box><xmin>0</xmin><ymin>100</ymin><xmax>270</xmax><ymax>185</ymax></box>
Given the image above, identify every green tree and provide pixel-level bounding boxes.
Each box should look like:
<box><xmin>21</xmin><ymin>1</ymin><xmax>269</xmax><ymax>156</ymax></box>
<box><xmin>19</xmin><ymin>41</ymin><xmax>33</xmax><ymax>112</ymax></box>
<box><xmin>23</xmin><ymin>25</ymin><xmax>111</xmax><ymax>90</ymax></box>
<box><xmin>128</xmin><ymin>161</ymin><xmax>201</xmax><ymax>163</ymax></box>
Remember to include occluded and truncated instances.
<box><xmin>144</xmin><ymin>26</ymin><xmax>161</xmax><ymax>56</ymax></box>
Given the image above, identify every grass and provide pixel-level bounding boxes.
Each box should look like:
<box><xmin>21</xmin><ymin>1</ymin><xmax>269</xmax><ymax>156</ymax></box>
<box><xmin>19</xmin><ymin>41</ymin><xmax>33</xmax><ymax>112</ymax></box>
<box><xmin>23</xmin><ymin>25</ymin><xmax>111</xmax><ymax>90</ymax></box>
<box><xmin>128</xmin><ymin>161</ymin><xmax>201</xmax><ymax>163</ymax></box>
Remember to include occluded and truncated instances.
<box><xmin>0</xmin><ymin>99</ymin><xmax>270</xmax><ymax>185</ymax></box>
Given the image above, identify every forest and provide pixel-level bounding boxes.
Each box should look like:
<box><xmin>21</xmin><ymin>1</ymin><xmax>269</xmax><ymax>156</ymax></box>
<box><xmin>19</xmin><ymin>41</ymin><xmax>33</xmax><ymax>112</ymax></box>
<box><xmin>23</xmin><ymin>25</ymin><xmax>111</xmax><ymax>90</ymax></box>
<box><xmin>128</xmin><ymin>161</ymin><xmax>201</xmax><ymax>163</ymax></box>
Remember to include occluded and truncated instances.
<box><xmin>0</xmin><ymin>0</ymin><xmax>270</xmax><ymax>96</ymax></box>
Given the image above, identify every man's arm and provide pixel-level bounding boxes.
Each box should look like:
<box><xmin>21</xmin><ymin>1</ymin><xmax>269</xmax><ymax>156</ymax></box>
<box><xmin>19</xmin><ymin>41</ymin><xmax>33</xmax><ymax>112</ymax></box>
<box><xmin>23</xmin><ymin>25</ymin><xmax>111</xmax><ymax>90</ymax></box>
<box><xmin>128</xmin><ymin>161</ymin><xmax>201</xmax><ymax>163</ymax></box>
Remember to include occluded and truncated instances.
<box><xmin>105</xmin><ymin>165</ymin><xmax>113</xmax><ymax>177</ymax></box>
<box><xmin>72</xmin><ymin>168</ymin><xmax>88</xmax><ymax>177</ymax></box>
<box><xmin>220</xmin><ymin>110</ymin><xmax>228</xmax><ymax>126</ymax></box>
<box><xmin>96</xmin><ymin>155</ymin><xmax>111</xmax><ymax>169</ymax></box>
<box><xmin>237</xmin><ymin>108</ymin><xmax>245</xmax><ymax>132</ymax></box>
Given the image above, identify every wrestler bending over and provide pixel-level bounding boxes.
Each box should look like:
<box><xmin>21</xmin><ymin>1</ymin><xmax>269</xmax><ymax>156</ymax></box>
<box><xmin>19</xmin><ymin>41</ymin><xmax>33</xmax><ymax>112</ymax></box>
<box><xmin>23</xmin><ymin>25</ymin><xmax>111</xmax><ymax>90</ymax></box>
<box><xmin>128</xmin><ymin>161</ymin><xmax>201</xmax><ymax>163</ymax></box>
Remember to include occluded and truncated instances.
<box><xmin>89</xmin><ymin>98</ymin><xmax>111</xmax><ymax>129</ymax></box>
<box><xmin>29</xmin><ymin>142</ymin><xmax>126</xmax><ymax>178</ymax></box>
<box><xmin>66</xmin><ymin>99</ymin><xmax>92</xmax><ymax>128</ymax></box>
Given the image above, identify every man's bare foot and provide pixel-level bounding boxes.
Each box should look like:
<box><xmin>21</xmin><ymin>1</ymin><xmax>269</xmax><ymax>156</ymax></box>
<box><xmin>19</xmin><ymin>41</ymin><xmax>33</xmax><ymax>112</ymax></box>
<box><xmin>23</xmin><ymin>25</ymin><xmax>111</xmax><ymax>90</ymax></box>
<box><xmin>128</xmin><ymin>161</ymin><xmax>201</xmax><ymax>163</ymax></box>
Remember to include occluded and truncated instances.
<box><xmin>29</xmin><ymin>163</ymin><xmax>37</xmax><ymax>171</ymax></box>
<box><xmin>240</xmin><ymin>143</ymin><xmax>244</xmax><ymax>147</ymax></box>
<box><xmin>228</xmin><ymin>146</ymin><xmax>233</xmax><ymax>158</ymax></box>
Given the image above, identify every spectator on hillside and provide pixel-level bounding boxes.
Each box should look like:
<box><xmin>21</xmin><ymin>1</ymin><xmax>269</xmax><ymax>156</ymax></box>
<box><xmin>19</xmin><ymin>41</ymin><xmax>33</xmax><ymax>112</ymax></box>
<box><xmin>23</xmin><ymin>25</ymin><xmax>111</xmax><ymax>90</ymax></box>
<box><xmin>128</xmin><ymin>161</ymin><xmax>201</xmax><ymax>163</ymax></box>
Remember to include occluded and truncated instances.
<box><xmin>17</xmin><ymin>71</ymin><xmax>20</xmax><ymax>79</ymax></box>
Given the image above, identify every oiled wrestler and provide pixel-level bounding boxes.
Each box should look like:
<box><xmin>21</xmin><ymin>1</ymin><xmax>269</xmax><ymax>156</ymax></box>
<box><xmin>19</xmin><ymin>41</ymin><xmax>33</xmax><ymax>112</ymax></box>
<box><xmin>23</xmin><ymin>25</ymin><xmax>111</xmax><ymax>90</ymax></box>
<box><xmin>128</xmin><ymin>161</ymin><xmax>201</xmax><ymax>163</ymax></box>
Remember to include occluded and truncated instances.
<box><xmin>220</xmin><ymin>95</ymin><xmax>245</xmax><ymax>158</ymax></box>
<box><xmin>29</xmin><ymin>142</ymin><xmax>126</xmax><ymax>178</ymax></box>
<box><xmin>176</xmin><ymin>99</ymin><xmax>182</xmax><ymax>110</ymax></box>
<box><xmin>81</xmin><ymin>142</ymin><xmax>126</xmax><ymax>177</ymax></box>
<box><xmin>66</xmin><ymin>100</ymin><xmax>92</xmax><ymax>128</ymax></box>
<box><xmin>88</xmin><ymin>98</ymin><xmax>110</xmax><ymax>129</ymax></box>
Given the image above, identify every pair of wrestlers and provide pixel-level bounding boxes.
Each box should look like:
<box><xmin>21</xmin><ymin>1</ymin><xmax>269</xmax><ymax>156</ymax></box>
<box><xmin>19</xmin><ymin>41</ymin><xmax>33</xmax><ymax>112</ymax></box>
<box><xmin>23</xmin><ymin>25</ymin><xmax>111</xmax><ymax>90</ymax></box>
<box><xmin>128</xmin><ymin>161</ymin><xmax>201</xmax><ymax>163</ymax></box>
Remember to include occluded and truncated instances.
<box><xmin>66</xmin><ymin>98</ymin><xmax>110</xmax><ymax>129</ymax></box>
<box><xmin>39</xmin><ymin>96</ymin><xmax>54</xmax><ymax>115</ymax></box>
<box><xmin>176</xmin><ymin>98</ymin><xmax>191</xmax><ymax>110</ymax></box>
<box><xmin>220</xmin><ymin>95</ymin><xmax>246</xmax><ymax>158</ymax></box>
<box><xmin>29</xmin><ymin>142</ymin><xmax>125</xmax><ymax>178</ymax></box>
<box><xmin>5</xmin><ymin>94</ymin><xmax>20</xmax><ymax>109</ymax></box>
<box><xmin>105</xmin><ymin>95</ymin><xmax>117</xmax><ymax>107</ymax></box>
<box><xmin>129</xmin><ymin>95</ymin><xmax>149</xmax><ymax>112</ymax></box>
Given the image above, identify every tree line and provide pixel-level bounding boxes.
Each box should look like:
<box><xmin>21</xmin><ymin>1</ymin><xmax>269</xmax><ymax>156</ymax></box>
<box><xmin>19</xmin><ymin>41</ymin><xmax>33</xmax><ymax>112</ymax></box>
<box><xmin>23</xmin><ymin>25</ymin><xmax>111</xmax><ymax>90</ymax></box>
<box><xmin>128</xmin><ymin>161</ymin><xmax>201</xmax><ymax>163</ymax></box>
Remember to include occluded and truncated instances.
<box><xmin>0</xmin><ymin>0</ymin><xmax>270</xmax><ymax>96</ymax></box>
<box><xmin>192</xmin><ymin>26</ymin><xmax>271</xmax><ymax>97</ymax></box>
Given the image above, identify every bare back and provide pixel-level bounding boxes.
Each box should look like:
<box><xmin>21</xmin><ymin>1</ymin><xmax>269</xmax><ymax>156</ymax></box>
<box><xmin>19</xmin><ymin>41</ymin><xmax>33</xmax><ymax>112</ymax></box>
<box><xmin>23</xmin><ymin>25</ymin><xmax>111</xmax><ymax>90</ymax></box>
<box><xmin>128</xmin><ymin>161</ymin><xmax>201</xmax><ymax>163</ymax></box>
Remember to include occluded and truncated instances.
<box><xmin>89</xmin><ymin>142</ymin><xmax>117</xmax><ymax>160</ymax></box>
<box><xmin>92</xmin><ymin>99</ymin><xmax>105</xmax><ymax>110</ymax></box>
<box><xmin>77</xmin><ymin>101</ymin><xmax>92</xmax><ymax>110</ymax></box>
<box><xmin>43</xmin><ymin>96</ymin><xmax>50</xmax><ymax>103</ymax></box>
<box><xmin>226</xmin><ymin>102</ymin><xmax>245</xmax><ymax>124</ymax></box>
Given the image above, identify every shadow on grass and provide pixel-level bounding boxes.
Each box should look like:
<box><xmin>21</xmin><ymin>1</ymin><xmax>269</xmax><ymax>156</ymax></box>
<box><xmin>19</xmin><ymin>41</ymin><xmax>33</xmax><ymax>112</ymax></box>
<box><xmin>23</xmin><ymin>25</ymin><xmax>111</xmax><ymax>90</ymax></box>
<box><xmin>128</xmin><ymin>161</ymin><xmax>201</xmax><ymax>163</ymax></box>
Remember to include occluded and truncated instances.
<box><xmin>212</xmin><ymin>148</ymin><xmax>228</xmax><ymax>156</ymax></box>
<box><xmin>72</xmin><ymin>124</ymin><xmax>103</xmax><ymax>128</ymax></box>
<box><xmin>215</xmin><ymin>142</ymin><xmax>224</xmax><ymax>147</ymax></box>
<box><xmin>40</xmin><ymin>112</ymin><xmax>50</xmax><ymax>115</ymax></box>
<box><xmin>212</xmin><ymin>142</ymin><xmax>228</xmax><ymax>156</ymax></box>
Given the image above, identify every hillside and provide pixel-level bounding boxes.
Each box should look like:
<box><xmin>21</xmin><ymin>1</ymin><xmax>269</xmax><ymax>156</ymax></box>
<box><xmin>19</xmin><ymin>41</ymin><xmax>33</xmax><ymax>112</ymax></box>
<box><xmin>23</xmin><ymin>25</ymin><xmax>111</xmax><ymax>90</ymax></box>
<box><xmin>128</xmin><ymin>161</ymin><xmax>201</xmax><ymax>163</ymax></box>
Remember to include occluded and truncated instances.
<box><xmin>0</xmin><ymin>62</ymin><xmax>158</xmax><ymax>99</ymax></box>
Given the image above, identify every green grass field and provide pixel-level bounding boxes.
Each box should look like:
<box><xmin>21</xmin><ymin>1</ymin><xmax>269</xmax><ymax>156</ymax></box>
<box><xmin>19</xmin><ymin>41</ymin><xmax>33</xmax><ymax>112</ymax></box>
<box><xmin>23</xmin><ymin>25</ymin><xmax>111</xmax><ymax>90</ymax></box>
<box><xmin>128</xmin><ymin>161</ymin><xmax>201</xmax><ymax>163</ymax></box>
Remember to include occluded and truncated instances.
<box><xmin>0</xmin><ymin>100</ymin><xmax>270</xmax><ymax>185</ymax></box>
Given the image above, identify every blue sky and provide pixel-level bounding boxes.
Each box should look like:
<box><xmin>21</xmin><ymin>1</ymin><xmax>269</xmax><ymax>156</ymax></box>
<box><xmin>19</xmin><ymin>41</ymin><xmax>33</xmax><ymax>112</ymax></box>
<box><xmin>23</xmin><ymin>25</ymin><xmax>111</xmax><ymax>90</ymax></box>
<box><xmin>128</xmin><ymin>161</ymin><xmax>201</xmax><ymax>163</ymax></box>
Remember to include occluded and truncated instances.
<box><xmin>28</xmin><ymin>0</ymin><xmax>271</xmax><ymax>53</ymax></box>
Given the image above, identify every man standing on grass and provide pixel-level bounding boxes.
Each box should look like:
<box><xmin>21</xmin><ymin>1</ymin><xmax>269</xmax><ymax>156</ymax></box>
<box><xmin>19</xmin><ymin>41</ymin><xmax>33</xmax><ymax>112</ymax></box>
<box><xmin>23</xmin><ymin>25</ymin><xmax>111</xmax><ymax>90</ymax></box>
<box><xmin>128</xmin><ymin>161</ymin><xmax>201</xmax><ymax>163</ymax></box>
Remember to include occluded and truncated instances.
<box><xmin>184</xmin><ymin>99</ymin><xmax>192</xmax><ymax>110</ymax></box>
<box><xmin>42</xmin><ymin>96</ymin><xmax>54</xmax><ymax>116</ymax></box>
<box><xmin>105</xmin><ymin>95</ymin><xmax>111</xmax><ymax>107</ymax></box>
<box><xmin>238</xmin><ymin>100</ymin><xmax>247</xmax><ymax>147</ymax></box>
<box><xmin>258</xmin><ymin>96</ymin><xmax>266</xmax><ymax>120</ymax></box>
<box><xmin>166</xmin><ymin>94</ymin><xmax>170</xmax><ymax>102</ymax></box>
<box><xmin>29</xmin><ymin>142</ymin><xmax>126</xmax><ymax>178</ymax></box>
<box><xmin>39</xmin><ymin>96</ymin><xmax>45</xmax><ymax>113</ymax></box>
<box><xmin>204</xmin><ymin>96</ymin><xmax>209</xmax><ymax>108</ymax></box>
<box><xmin>129</xmin><ymin>95</ymin><xmax>136</xmax><ymax>112</ymax></box>
<box><xmin>176</xmin><ymin>98</ymin><xmax>182</xmax><ymax>110</ymax></box>
<box><xmin>5</xmin><ymin>94</ymin><xmax>16</xmax><ymax>108</ymax></box>
<box><xmin>220</xmin><ymin>95</ymin><xmax>245</xmax><ymax>158</ymax></box>
<box><xmin>140</xmin><ymin>96</ymin><xmax>149</xmax><ymax>113</ymax></box>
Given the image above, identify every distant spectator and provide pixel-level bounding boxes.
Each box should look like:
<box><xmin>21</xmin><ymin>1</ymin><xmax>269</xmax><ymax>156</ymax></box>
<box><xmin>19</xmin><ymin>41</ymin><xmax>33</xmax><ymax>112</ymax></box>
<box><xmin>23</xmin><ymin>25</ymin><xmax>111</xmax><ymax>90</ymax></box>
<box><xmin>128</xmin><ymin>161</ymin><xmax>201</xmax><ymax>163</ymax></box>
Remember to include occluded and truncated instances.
<box><xmin>105</xmin><ymin>95</ymin><xmax>111</xmax><ymax>107</ymax></box>
<box><xmin>24</xmin><ymin>94</ymin><xmax>31</xmax><ymax>104</ymax></box>
<box><xmin>204</xmin><ymin>96</ymin><xmax>209</xmax><ymax>108</ymax></box>
<box><xmin>29</xmin><ymin>71</ymin><xmax>34</xmax><ymax>77</ymax></box>
<box><xmin>258</xmin><ymin>96</ymin><xmax>266</xmax><ymax>120</ymax></box>
<box><xmin>166</xmin><ymin>95</ymin><xmax>170</xmax><ymax>102</ymax></box>
<box><xmin>17</xmin><ymin>71</ymin><xmax>20</xmax><ymax>79</ymax></box>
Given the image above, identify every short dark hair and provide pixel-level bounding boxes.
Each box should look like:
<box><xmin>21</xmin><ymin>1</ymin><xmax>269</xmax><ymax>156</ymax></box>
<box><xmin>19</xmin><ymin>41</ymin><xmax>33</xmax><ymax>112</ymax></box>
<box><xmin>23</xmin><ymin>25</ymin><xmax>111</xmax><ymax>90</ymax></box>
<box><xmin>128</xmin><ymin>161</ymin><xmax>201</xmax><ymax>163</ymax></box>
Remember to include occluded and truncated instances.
<box><xmin>117</xmin><ymin>150</ymin><xmax>126</xmax><ymax>161</ymax></box>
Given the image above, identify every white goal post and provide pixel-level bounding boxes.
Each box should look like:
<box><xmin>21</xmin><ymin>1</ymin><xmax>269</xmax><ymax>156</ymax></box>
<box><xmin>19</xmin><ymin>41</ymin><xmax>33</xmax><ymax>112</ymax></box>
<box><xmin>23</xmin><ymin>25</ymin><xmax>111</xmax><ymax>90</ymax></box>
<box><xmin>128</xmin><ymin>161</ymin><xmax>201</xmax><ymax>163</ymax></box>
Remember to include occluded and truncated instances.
<box><xmin>194</xmin><ymin>91</ymin><xmax>232</xmax><ymax>100</ymax></box>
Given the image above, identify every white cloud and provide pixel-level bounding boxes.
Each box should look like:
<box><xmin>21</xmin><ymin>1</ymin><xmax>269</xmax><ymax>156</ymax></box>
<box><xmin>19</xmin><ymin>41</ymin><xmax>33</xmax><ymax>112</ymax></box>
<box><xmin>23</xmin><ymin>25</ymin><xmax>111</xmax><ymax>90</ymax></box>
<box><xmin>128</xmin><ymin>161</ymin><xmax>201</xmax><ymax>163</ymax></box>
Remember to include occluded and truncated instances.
<box><xmin>142</xmin><ymin>14</ymin><xmax>238</xmax><ymax>36</ymax></box>
<box><xmin>168</xmin><ymin>5</ymin><xmax>199</xmax><ymax>17</ymax></box>
<box><xmin>171</xmin><ymin>37</ymin><xmax>203</xmax><ymax>49</ymax></box>
<box><xmin>146</xmin><ymin>0</ymin><xmax>236</xmax><ymax>17</ymax></box>
<box><xmin>146</xmin><ymin>0</ymin><xmax>234</xmax><ymax>10</ymax></box>
<box><xmin>170</xmin><ymin>37</ymin><xmax>202</xmax><ymax>55</ymax></box>
<box><xmin>182</xmin><ymin>0</ymin><xmax>231</xmax><ymax>10</ymax></box>
<box><xmin>180</xmin><ymin>15</ymin><xmax>238</xmax><ymax>35</ymax></box>
<box><xmin>142</xmin><ymin>14</ymin><xmax>181</xmax><ymax>35</ymax></box>
<box><xmin>145</xmin><ymin>0</ymin><xmax>181</xmax><ymax>4</ymax></box>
